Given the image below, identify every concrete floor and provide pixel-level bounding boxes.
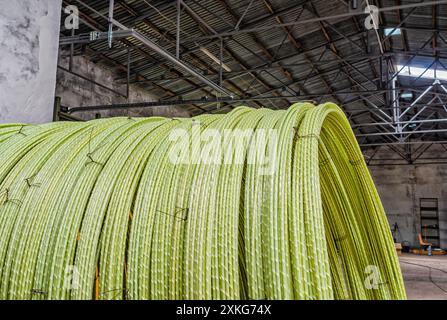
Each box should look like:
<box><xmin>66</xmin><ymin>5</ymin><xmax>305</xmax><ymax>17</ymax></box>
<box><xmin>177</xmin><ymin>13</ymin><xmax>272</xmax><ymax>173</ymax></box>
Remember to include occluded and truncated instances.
<box><xmin>399</xmin><ymin>253</ymin><xmax>447</xmax><ymax>300</ymax></box>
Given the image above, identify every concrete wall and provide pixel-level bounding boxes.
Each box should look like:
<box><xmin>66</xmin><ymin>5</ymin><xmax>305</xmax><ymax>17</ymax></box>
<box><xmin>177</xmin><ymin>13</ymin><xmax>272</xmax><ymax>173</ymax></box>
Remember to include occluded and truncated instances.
<box><xmin>56</xmin><ymin>53</ymin><xmax>191</xmax><ymax>120</ymax></box>
<box><xmin>368</xmin><ymin>145</ymin><xmax>447</xmax><ymax>249</ymax></box>
<box><xmin>0</xmin><ymin>0</ymin><xmax>62</xmax><ymax>124</ymax></box>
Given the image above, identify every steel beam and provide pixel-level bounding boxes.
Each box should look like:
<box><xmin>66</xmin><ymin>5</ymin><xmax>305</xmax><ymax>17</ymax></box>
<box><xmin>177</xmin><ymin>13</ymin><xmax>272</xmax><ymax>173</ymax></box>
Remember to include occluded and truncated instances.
<box><xmin>357</xmin><ymin>128</ymin><xmax>447</xmax><ymax>137</ymax></box>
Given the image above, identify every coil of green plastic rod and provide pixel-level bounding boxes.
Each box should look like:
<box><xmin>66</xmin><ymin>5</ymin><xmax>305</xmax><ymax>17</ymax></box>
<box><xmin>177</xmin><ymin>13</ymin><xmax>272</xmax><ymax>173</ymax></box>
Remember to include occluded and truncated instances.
<box><xmin>0</xmin><ymin>103</ymin><xmax>406</xmax><ymax>300</ymax></box>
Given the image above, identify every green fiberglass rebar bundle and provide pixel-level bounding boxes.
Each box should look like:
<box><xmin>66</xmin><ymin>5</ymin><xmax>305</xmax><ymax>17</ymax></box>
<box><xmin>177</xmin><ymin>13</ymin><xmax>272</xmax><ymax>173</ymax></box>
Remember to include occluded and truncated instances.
<box><xmin>0</xmin><ymin>103</ymin><xmax>406</xmax><ymax>300</ymax></box>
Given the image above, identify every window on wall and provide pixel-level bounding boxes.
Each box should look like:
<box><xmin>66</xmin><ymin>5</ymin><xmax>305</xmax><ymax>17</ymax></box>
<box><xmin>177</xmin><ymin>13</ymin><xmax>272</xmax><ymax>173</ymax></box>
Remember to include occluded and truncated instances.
<box><xmin>396</xmin><ymin>64</ymin><xmax>447</xmax><ymax>81</ymax></box>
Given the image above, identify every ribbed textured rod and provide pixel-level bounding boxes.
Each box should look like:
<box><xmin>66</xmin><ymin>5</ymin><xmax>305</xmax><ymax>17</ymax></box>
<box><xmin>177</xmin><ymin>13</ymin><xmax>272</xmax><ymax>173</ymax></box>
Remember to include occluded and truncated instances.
<box><xmin>0</xmin><ymin>104</ymin><xmax>406</xmax><ymax>300</ymax></box>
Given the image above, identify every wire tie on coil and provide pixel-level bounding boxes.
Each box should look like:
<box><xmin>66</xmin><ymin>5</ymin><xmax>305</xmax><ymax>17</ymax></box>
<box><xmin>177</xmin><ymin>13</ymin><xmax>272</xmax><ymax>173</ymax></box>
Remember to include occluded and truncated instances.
<box><xmin>100</xmin><ymin>288</ymin><xmax>130</xmax><ymax>300</ymax></box>
<box><xmin>84</xmin><ymin>127</ymin><xmax>105</xmax><ymax>167</ymax></box>
<box><xmin>292</xmin><ymin>126</ymin><xmax>299</xmax><ymax>139</ymax></box>
<box><xmin>175</xmin><ymin>206</ymin><xmax>189</xmax><ymax>221</ymax></box>
<box><xmin>292</xmin><ymin>127</ymin><xmax>322</xmax><ymax>143</ymax></box>
<box><xmin>85</xmin><ymin>153</ymin><xmax>104</xmax><ymax>167</ymax></box>
<box><xmin>30</xmin><ymin>289</ymin><xmax>47</xmax><ymax>296</ymax></box>
<box><xmin>0</xmin><ymin>188</ymin><xmax>22</xmax><ymax>207</ymax></box>
<box><xmin>25</xmin><ymin>174</ymin><xmax>41</xmax><ymax>188</ymax></box>
<box><xmin>16</xmin><ymin>126</ymin><xmax>27</xmax><ymax>137</ymax></box>
<box><xmin>156</xmin><ymin>207</ymin><xmax>189</xmax><ymax>222</ymax></box>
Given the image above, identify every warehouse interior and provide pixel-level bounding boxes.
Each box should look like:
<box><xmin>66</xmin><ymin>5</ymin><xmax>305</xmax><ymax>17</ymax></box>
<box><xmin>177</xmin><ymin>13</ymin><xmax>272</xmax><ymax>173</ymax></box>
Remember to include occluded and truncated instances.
<box><xmin>0</xmin><ymin>0</ymin><xmax>446</xmax><ymax>300</ymax></box>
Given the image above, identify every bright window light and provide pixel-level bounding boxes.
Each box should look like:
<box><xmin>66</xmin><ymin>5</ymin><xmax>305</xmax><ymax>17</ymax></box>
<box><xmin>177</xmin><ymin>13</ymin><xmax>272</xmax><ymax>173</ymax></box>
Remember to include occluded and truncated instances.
<box><xmin>396</xmin><ymin>64</ymin><xmax>447</xmax><ymax>81</ymax></box>
<box><xmin>384</xmin><ymin>28</ymin><xmax>401</xmax><ymax>36</ymax></box>
<box><xmin>400</xmin><ymin>92</ymin><xmax>413</xmax><ymax>99</ymax></box>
